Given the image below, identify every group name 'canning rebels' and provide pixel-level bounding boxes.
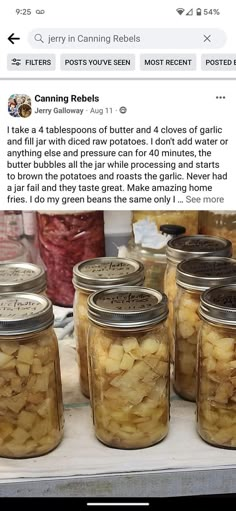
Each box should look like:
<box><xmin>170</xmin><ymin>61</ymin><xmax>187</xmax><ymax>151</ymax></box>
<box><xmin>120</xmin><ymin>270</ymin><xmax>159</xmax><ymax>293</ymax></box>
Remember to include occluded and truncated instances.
<box><xmin>34</xmin><ymin>94</ymin><xmax>99</xmax><ymax>104</ymax></box>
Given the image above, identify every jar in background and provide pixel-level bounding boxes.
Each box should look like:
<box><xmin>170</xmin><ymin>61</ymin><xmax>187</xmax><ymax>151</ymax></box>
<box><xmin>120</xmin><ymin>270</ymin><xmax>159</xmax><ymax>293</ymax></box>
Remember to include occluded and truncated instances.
<box><xmin>132</xmin><ymin>211</ymin><xmax>198</xmax><ymax>236</ymax></box>
<box><xmin>199</xmin><ymin>211</ymin><xmax>236</xmax><ymax>257</ymax></box>
<box><xmin>73</xmin><ymin>257</ymin><xmax>144</xmax><ymax>397</ymax></box>
<box><xmin>104</xmin><ymin>211</ymin><xmax>132</xmax><ymax>257</ymax></box>
<box><xmin>0</xmin><ymin>263</ymin><xmax>46</xmax><ymax>295</ymax></box>
<box><xmin>4</xmin><ymin>211</ymin><xmax>24</xmax><ymax>240</ymax></box>
<box><xmin>22</xmin><ymin>211</ymin><xmax>37</xmax><ymax>239</ymax></box>
<box><xmin>127</xmin><ymin>225</ymin><xmax>186</xmax><ymax>292</ymax></box>
<box><xmin>37</xmin><ymin>211</ymin><xmax>105</xmax><ymax>307</ymax></box>
<box><xmin>88</xmin><ymin>287</ymin><xmax>169</xmax><ymax>449</ymax></box>
<box><xmin>164</xmin><ymin>235</ymin><xmax>232</xmax><ymax>362</ymax></box>
<box><xmin>174</xmin><ymin>257</ymin><xmax>236</xmax><ymax>401</ymax></box>
<box><xmin>125</xmin><ymin>244</ymin><xmax>167</xmax><ymax>292</ymax></box>
<box><xmin>0</xmin><ymin>240</ymin><xmax>31</xmax><ymax>264</ymax></box>
<box><xmin>0</xmin><ymin>293</ymin><xmax>64</xmax><ymax>458</ymax></box>
<box><xmin>198</xmin><ymin>285</ymin><xmax>236</xmax><ymax>448</ymax></box>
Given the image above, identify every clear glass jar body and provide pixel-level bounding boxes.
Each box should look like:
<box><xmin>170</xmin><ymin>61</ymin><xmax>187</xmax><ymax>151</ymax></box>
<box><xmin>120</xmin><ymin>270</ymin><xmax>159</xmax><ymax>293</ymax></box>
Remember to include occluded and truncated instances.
<box><xmin>126</xmin><ymin>243</ymin><xmax>167</xmax><ymax>292</ymax></box>
<box><xmin>73</xmin><ymin>288</ymin><xmax>90</xmax><ymax>397</ymax></box>
<box><xmin>132</xmin><ymin>211</ymin><xmax>198</xmax><ymax>236</ymax></box>
<box><xmin>4</xmin><ymin>211</ymin><xmax>24</xmax><ymax>240</ymax></box>
<box><xmin>88</xmin><ymin>322</ymin><xmax>169</xmax><ymax>449</ymax></box>
<box><xmin>199</xmin><ymin>211</ymin><xmax>236</xmax><ymax>257</ymax></box>
<box><xmin>0</xmin><ymin>326</ymin><xmax>64</xmax><ymax>458</ymax></box>
<box><xmin>0</xmin><ymin>240</ymin><xmax>31</xmax><ymax>264</ymax></box>
<box><xmin>164</xmin><ymin>260</ymin><xmax>177</xmax><ymax>361</ymax></box>
<box><xmin>197</xmin><ymin>321</ymin><xmax>236</xmax><ymax>448</ymax></box>
<box><xmin>174</xmin><ymin>287</ymin><xmax>201</xmax><ymax>401</ymax></box>
<box><xmin>37</xmin><ymin>211</ymin><xmax>105</xmax><ymax>307</ymax></box>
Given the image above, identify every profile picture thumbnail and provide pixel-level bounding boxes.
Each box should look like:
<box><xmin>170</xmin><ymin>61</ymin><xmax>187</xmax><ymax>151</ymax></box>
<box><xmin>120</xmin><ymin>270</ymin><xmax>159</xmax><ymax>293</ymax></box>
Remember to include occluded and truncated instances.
<box><xmin>8</xmin><ymin>94</ymin><xmax>32</xmax><ymax>118</ymax></box>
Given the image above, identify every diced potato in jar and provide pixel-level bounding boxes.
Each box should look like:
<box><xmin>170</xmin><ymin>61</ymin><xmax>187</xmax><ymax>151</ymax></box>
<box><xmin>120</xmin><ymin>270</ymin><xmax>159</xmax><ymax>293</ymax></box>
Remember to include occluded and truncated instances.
<box><xmin>174</xmin><ymin>290</ymin><xmax>200</xmax><ymax>401</ymax></box>
<box><xmin>140</xmin><ymin>337</ymin><xmax>159</xmax><ymax>355</ymax></box>
<box><xmin>89</xmin><ymin>325</ymin><xmax>169</xmax><ymax>448</ymax></box>
<box><xmin>179</xmin><ymin>352</ymin><xmax>196</xmax><ymax>376</ymax></box>
<box><xmin>0</xmin><ymin>353</ymin><xmax>14</xmax><ymax>368</ymax></box>
<box><xmin>18</xmin><ymin>410</ymin><xmax>37</xmax><ymax>431</ymax></box>
<box><xmin>0</xmin><ymin>422</ymin><xmax>14</xmax><ymax>440</ymax></box>
<box><xmin>105</xmin><ymin>358</ymin><xmax>121</xmax><ymax>374</ymax></box>
<box><xmin>11</xmin><ymin>427</ymin><xmax>31</xmax><ymax>444</ymax></box>
<box><xmin>197</xmin><ymin>323</ymin><xmax>236</xmax><ymax>447</ymax></box>
<box><xmin>119</xmin><ymin>353</ymin><xmax>134</xmax><ymax>371</ymax></box>
<box><xmin>16</xmin><ymin>362</ymin><xmax>30</xmax><ymax>378</ymax></box>
<box><xmin>0</xmin><ymin>328</ymin><xmax>63</xmax><ymax>458</ymax></box>
<box><xmin>17</xmin><ymin>345</ymin><xmax>34</xmax><ymax>365</ymax></box>
<box><xmin>178</xmin><ymin>322</ymin><xmax>195</xmax><ymax>339</ymax></box>
<box><xmin>108</xmin><ymin>344</ymin><xmax>124</xmax><ymax>361</ymax></box>
<box><xmin>32</xmin><ymin>358</ymin><xmax>43</xmax><ymax>374</ymax></box>
<box><xmin>0</xmin><ymin>342</ymin><xmax>19</xmax><ymax>356</ymax></box>
<box><xmin>122</xmin><ymin>337</ymin><xmax>139</xmax><ymax>353</ymax></box>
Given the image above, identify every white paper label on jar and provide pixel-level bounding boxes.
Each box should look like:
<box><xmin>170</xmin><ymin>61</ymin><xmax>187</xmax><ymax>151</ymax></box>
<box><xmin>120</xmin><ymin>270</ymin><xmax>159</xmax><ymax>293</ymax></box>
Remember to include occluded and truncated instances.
<box><xmin>82</xmin><ymin>260</ymin><xmax>135</xmax><ymax>278</ymax></box>
<box><xmin>0</xmin><ymin>297</ymin><xmax>45</xmax><ymax>318</ymax></box>
<box><xmin>0</xmin><ymin>267</ymin><xmax>36</xmax><ymax>283</ymax></box>
<box><xmin>96</xmin><ymin>291</ymin><xmax>158</xmax><ymax>311</ymax></box>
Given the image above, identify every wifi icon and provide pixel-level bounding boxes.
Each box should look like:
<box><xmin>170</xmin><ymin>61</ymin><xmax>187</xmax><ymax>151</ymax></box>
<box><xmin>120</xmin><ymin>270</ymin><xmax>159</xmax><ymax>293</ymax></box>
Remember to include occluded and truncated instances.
<box><xmin>176</xmin><ymin>8</ymin><xmax>185</xmax><ymax>15</ymax></box>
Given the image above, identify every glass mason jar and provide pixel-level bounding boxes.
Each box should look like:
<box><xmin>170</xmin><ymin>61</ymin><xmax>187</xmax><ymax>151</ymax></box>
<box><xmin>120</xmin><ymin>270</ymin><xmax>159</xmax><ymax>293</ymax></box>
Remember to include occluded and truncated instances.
<box><xmin>198</xmin><ymin>285</ymin><xmax>236</xmax><ymax>448</ymax></box>
<box><xmin>127</xmin><ymin>225</ymin><xmax>186</xmax><ymax>292</ymax></box>
<box><xmin>174</xmin><ymin>257</ymin><xmax>236</xmax><ymax>401</ymax></box>
<box><xmin>125</xmin><ymin>244</ymin><xmax>167</xmax><ymax>292</ymax></box>
<box><xmin>4</xmin><ymin>211</ymin><xmax>24</xmax><ymax>241</ymax></box>
<box><xmin>199</xmin><ymin>211</ymin><xmax>236</xmax><ymax>257</ymax></box>
<box><xmin>87</xmin><ymin>287</ymin><xmax>170</xmax><ymax>449</ymax></box>
<box><xmin>164</xmin><ymin>235</ymin><xmax>232</xmax><ymax>362</ymax></box>
<box><xmin>0</xmin><ymin>263</ymin><xmax>46</xmax><ymax>295</ymax></box>
<box><xmin>37</xmin><ymin>211</ymin><xmax>105</xmax><ymax>307</ymax></box>
<box><xmin>0</xmin><ymin>293</ymin><xmax>64</xmax><ymax>458</ymax></box>
<box><xmin>0</xmin><ymin>240</ymin><xmax>31</xmax><ymax>264</ymax></box>
<box><xmin>132</xmin><ymin>211</ymin><xmax>198</xmax><ymax>236</ymax></box>
<box><xmin>73</xmin><ymin>257</ymin><xmax>144</xmax><ymax>398</ymax></box>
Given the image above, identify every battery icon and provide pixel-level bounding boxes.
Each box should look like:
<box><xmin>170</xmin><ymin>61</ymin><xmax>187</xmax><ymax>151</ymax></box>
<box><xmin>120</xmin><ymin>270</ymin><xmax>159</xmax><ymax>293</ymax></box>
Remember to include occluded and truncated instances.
<box><xmin>196</xmin><ymin>8</ymin><xmax>202</xmax><ymax>15</ymax></box>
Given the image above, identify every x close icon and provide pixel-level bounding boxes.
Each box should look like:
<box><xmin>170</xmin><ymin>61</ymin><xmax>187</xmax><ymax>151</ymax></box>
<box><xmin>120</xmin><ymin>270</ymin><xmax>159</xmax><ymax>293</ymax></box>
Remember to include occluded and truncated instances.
<box><xmin>204</xmin><ymin>34</ymin><xmax>211</xmax><ymax>43</ymax></box>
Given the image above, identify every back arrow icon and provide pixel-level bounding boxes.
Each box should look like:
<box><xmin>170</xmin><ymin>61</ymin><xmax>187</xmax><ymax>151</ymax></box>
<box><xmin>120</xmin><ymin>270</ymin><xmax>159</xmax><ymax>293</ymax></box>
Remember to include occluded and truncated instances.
<box><xmin>8</xmin><ymin>33</ymin><xmax>20</xmax><ymax>44</ymax></box>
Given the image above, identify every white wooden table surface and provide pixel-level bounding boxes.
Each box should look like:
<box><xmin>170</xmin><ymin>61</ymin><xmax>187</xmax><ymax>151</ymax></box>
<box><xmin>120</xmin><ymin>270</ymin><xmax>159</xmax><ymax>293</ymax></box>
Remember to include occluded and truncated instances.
<box><xmin>0</xmin><ymin>338</ymin><xmax>236</xmax><ymax>498</ymax></box>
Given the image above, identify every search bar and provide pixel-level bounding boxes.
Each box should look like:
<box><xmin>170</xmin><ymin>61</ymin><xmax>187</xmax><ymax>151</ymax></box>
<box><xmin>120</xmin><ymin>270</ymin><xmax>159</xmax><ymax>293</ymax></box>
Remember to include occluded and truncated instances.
<box><xmin>29</xmin><ymin>29</ymin><xmax>226</xmax><ymax>49</ymax></box>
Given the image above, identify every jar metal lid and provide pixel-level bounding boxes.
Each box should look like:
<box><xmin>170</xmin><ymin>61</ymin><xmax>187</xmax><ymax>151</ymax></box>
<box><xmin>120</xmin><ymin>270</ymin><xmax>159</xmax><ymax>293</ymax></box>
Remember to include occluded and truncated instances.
<box><xmin>199</xmin><ymin>285</ymin><xmax>236</xmax><ymax>325</ymax></box>
<box><xmin>160</xmin><ymin>224</ymin><xmax>186</xmax><ymax>236</ymax></box>
<box><xmin>73</xmin><ymin>257</ymin><xmax>144</xmax><ymax>292</ymax></box>
<box><xmin>176</xmin><ymin>257</ymin><xmax>236</xmax><ymax>292</ymax></box>
<box><xmin>88</xmin><ymin>286</ymin><xmax>168</xmax><ymax>328</ymax></box>
<box><xmin>166</xmin><ymin>235</ymin><xmax>232</xmax><ymax>264</ymax></box>
<box><xmin>0</xmin><ymin>263</ymin><xmax>46</xmax><ymax>294</ymax></box>
<box><xmin>0</xmin><ymin>293</ymin><xmax>53</xmax><ymax>336</ymax></box>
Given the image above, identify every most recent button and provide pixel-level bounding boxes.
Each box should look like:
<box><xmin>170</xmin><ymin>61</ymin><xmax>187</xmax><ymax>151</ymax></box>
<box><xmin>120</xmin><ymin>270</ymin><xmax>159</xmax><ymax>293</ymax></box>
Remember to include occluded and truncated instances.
<box><xmin>7</xmin><ymin>54</ymin><xmax>56</xmax><ymax>70</ymax></box>
<box><xmin>140</xmin><ymin>54</ymin><xmax>196</xmax><ymax>71</ymax></box>
<box><xmin>61</xmin><ymin>54</ymin><xmax>135</xmax><ymax>70</ymax></box>
<box><xmin>202</xmin><ymin>54</ymin><xmax>236</xmax><ymax>70</ymax></box>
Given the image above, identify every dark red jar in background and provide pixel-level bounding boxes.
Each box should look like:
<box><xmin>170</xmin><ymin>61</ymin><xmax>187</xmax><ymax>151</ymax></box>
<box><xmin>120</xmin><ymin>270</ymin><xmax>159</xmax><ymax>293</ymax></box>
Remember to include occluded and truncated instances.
<box><xmin>37</xmin><ymin>211</ymin><xmax>105</xmax><ymax>306</ymax></box>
